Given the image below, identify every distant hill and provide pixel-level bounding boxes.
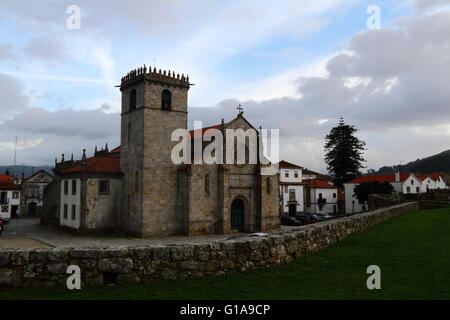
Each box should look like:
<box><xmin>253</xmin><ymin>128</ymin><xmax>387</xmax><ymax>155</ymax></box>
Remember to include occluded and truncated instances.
<box><xmin>0</xmin><ymin>165</ymin><xmax>54</xmax><ymax>178</ymax></box>
<box><xmin>374</xmin><ymin>150</ymin><xmax>450</xmax><ymax>174</ymax></box>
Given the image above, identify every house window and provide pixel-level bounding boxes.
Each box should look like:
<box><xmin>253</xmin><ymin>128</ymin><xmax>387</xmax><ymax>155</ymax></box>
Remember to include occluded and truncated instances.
<box><xmin>411</xmin><ymin>180</ymin><xmax>414</xmax><ymax>185</ymax></box>
<box><xmin>64</xmin><ymin>180</ymin><xmax>68</xmax><ymax>195</ymax></box>
<box><xmin>289</xmin><ymin>189</ymin><xmax>295</xmax><ymax>199</ymax></box>
<box><xmin>294</xmin><ymin>171</ymin><xmax>298</xmax><ymax>178</ymax></box>
<box><xmin>63</xmin><ymin>204</ymin><xmax>68</xmax><ymax>219</ymax></box>
<box><xmin>416</xmin><ymin>187</ymin><xmax>420</xmax><ymax>193</ymax></box>
<box><xmin>71</xmin><ymin>204</ymin><xmax>76</xmax><ymax>220</ymax></box>
<box><xmin>266</xmin><ymin>177</ymin><xmax>271</xmax><ymax>194</ymax></box>
<box><xmin>162</xmin><ymin>89</ymin><xmax>172</xmax><ymax>110</ymax></box>
<box><xmin>129</xmin><ymin>89</ymin><xmax>136</xmax><ymax>111</ymax></box>
<box><xmin>319</xmin><ymin>193</ymin><xmax>323</xmax><ymax>199</ymax></box>
<box><xmin>72</xmin><ymin>180</ymin><xmax>77</xmax><ymax>195</ymax></box>
<box><xmin>12</xmin><ymin>191</ymin><xmax>19</xmax><ymax>199</ymax></box>
<box><xmin>205</xmin><ymin>174</ymin><xmax>210</xmax><ymax>196</ymax></box>
<box><xmin>285</xmin><ymin>171</ymin><xmax>289</xmax><ymax>178</ymax></box>
<box><xmin>406</xmin><ymin>186</ymin><xmax>411</xmax><ymax>193</ymax></box>
<box><xmin>99</xmin><ymin>180</ymin><xmax>110</xmax><ymax>195</ymax></box>
<box><xmin>333</xmin><ymin>193</ymin><xmax>337</xmax><ymax>198</ymax></box>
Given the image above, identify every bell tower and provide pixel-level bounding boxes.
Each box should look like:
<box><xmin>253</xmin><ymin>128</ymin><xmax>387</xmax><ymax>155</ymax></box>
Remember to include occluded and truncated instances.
<box><xmin>119</xmin><ymin>66</ymin><xmax>190</xmax><ymax>237</ymax></box>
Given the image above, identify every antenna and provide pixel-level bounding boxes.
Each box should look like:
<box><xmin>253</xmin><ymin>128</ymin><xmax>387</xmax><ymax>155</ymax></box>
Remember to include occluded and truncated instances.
<box><xmin>13</xmin><ymin>136</ymin><xmax>17</xmax><ymax>177</ymax></box>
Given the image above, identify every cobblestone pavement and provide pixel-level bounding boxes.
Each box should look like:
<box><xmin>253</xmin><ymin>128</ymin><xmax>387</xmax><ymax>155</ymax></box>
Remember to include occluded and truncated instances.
<box><xmin>0</xmin><ymin>218</ymin><xmax>290</xmax><ymax>249</ymax></box>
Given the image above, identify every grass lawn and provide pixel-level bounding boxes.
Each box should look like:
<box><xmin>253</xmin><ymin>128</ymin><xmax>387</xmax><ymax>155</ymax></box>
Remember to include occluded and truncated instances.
<box><xmin>1</xmin><ymin>207</ymin><xmax>449</xmax><ymax>300</ymax></box>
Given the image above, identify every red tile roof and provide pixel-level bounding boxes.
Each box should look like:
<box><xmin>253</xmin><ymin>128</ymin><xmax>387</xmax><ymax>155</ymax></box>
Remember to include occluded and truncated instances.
<box><xmin>0</xmin><ymin>174</ymin><xmax>10</xmax><ymax>182</ymax></box>
<box><xmin>302</xmin><ymin>168</ymin><xmax>332</xmax><ymax>181</ymax></box>
<box><xmin>430</xmin><ymin>173</ymin><xmax>444</xmax><ymax>181</ymax></box>
<box><xmin>110</xmin><ymin>146</ymin><xmax>121</xmax><ymax>153</ymax></box>
<box><xmin>347</xmin><ymin>173</ymin><xmax>412</xmax><ymax>184</ymax></box>
<box><xmin>0</xmin><ymin>181</ymin><xmax>20</xmax><ymax>190</ymax></box>
<box><xmin>188</xmin><ymin>124</ymin><xmax>222</xmax><ymax>139</ymax></box>
<box><xmin>415</xmin><ymin>174</ymin><xmax>431</xmax><ymax>182</ymax></box>
<box><xmin>305</xmin><ymin>179</ymin><xmax>336</xmax><ymax>189</ymax></box>
<box><xmin>62</xmin><ymin>155</ymin><xmax>120</xmax><ymax>174</ymax></box>
<box><xmin>279</xmin><ymin>160</ymin><xmax>303</xmax><ymax>169</ymax></box>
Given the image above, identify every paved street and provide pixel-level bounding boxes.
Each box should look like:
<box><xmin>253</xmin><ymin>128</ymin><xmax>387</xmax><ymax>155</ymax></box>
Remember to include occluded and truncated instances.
<box><xmin>0</xmin><ymin>218</ymin><xmax>288</xmax><ymax>249</ymax></box>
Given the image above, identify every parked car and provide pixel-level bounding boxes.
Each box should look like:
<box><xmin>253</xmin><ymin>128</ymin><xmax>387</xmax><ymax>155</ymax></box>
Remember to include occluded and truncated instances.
<box><xmin>294</xmin><ymin>215</ymin><xmax>311</xmax><ymax>223</ymax></box>
<box><xmin>317</xmin><ymin>213</ymin><xmax>332</xmax><ymax>219</ymax></box>
<box><xmin>280</xmin><ymin>215</ymin><xmax>302</xmax><ymax>226</ymax></box>
<box><xmin>305</xmin><ymin>213</ymin><xmax>321</xmax><ymax>221</ymax></box>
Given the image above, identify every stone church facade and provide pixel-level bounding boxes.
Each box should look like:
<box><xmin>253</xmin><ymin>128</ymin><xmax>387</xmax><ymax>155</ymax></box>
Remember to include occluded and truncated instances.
<box><xmin>42</xmin><ymin>66</ymin><xmax>280</xmax><ymax>237</ymax></box>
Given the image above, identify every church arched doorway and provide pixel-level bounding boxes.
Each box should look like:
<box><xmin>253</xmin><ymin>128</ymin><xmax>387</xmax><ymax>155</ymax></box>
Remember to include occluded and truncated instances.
<box><xmin>231</xmin><ymin>198</ymin><xmax>245</xmax><ymax>231</ymax></box>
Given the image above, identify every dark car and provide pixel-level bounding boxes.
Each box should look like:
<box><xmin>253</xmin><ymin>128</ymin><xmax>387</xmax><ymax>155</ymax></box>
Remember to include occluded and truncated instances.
<box><xmin>303</xmin><ymin>213</ymin><xmax>320</xmax><ymax>221</ymax></box>
<box><xmin>293</xmin><ymin>215</ymin><xmax>309</xmax><ymax>223</ymax></box>
<box><xmin>280</xmin><ymin>215</ymin><xmax>302</xmax><ymax>226</ymax></box>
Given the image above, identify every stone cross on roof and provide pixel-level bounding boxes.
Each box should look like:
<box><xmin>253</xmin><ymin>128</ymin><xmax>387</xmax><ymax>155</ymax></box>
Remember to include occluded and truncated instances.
<box><xmin>237</xmin><ymin>104</ymin><xmax>243</xmax><ymax>114</ymax></box>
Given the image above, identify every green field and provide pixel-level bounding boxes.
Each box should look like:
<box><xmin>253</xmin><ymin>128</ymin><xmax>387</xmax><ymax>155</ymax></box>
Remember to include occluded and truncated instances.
<box><xmin>1</xmin><ymin>208</ymin><xmax>449</xmax><ymax>300</ymax></box>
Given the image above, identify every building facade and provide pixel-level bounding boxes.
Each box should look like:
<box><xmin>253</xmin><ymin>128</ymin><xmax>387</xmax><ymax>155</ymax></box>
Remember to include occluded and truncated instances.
<box><xmin>304</xmin><ymin>179</ymin><xmax>339</xmax><ymax>215</ymax></box>
<box><xmin>343</xmin><ymin>172</ymin><xmax>446</xmax><ymax>214</ymax></box>
<box><xmin>0</xmin><ymin>175</ymin><xmax>21</xmax><ymax>219</ymax></box>
<box><xmin>42</xmin><ymin>66</ymin><xmax>280</xmax><ymax>236</ymax></box>
<box><xmin>278</xmin><ymin>160</ymin><xmax>304</xmax><ymax>216</ymax></box>
<box><xmin>20</xmin><ymin>170</ymin><xmax>53</xmax><ymax>217</ymax></box>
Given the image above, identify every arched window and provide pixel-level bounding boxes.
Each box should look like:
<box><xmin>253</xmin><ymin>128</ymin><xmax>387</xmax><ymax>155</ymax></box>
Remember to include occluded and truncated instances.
<box><xmin>162</xmin><ymin>89</ymin><xmax>172</xmax><ymax>110</ymax></box>
<box><xmin>129</xmin><ymin>89</ymin><xmax>136</xmax><ymax>111</ymax></box>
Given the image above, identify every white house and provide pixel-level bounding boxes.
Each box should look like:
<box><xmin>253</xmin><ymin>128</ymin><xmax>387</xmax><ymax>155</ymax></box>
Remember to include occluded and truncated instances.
<box><xmin>344</xmin><ymin>173</ymin><xmax>421</xmax><ymax>214</ymax></box>
<box><xmin>416</xmin><ymin>174</ymin><xmax>435</xmax><ymax>193</ymax></box>
<box><xmin>432</xmin><ymin>174</ymin><xmax>448</xmax><ymax>189</ymax></box>
<box><xmin>304</xmin><ymin>179</ymin><xmax>339</xmax><ymax>215</ymax></box>
<box><xmin>278</xmin><ymin>160</ymin><xmax>304</xmax><ymax>216</ymax></box>
<box><xmin>302</xmin><ymin>168</ymin><xmax>333</xmax><ymax>182</ymax></box>
<box><xmin>0</xmin><ymin>175</ymin><xmax>21</xmax><ymax>219</ymax></box>
<box><xmin>60</xmin><ymin>177</ymin><xmax>81</xmax><ymax>229</ymax></box>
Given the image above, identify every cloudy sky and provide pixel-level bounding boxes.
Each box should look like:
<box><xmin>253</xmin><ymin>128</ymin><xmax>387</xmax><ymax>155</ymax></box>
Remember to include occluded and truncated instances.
<box><xmin>0</xmin><ymin>0</ymin><xmax>449</xmax><ymax>173</ymax></box>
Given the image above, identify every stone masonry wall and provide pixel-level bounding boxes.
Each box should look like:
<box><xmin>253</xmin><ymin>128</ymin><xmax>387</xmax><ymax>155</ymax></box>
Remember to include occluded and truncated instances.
<box><xmin>0</xmin><ymin>202</ymin><xmax>418</xmax><ymax>288</ymax></box>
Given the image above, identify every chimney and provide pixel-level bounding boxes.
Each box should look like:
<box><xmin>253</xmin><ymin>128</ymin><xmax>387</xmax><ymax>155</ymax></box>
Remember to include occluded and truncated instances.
<box><xmin>395</xmin><ymin>171</ymin><xmax>400</xmax><ymax>182</ymax></box>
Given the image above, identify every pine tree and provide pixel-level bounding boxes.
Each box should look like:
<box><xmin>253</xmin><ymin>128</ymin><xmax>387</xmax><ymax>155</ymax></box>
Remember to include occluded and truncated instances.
<box><xmin>4</xmin><ymin>168</ymin><xmax>10</xmax><ymax>176</ymax></box>
<box><xmin>324</xmin><ymin>118</ymin><xmax>366</xmax><ymax>187</ymax></box>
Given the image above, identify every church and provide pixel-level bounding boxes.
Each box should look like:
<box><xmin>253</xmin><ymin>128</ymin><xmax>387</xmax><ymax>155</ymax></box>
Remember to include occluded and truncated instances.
<box><xmin>42</xmin><ymin>66</ymin><xmax>280</xmax><ymax>237</ymax></box>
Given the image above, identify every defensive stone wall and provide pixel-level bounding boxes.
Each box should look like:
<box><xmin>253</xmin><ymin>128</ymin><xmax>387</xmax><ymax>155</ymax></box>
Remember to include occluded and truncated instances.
<box><xmin>0</xmin><ymin>202</ymin><xmax>418</xmax><ymax>288</ymax></box>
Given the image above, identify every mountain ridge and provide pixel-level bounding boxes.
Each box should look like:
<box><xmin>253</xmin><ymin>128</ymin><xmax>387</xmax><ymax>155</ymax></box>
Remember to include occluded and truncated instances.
<box><xmin>374</xmin><ymin>149</ymin><xmax>450</xmax><ymax>175</ymax></box>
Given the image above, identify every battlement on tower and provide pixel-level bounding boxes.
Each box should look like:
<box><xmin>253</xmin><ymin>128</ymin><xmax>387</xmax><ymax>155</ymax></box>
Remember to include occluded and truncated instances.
<box><xmin>120</xmin><ymin>65</ymin><xmax>190</xmax><ymax>90</ymax></box>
